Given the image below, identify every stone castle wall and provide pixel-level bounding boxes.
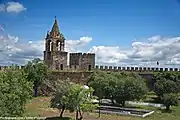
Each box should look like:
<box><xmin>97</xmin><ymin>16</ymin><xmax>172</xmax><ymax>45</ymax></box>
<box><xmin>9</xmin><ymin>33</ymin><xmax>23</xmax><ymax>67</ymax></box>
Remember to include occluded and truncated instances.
<box><xmin>1</xmin><ymin>65</ymin><xmax>177</xmax><ymax>90</ymax></box>
<box><xmin>94</xmin><ymin>65</ymin><xmax>180</xmax><ymax>72</ymax></box>
<box><xmin>49</xmin><ymin>71</ymin><xmax>93</xmax><ymax>85</ymax></box>
<box><xmin>0</xmin><ymin>65</ymin><xmax>180</xmax><ymax>72</ymax></box>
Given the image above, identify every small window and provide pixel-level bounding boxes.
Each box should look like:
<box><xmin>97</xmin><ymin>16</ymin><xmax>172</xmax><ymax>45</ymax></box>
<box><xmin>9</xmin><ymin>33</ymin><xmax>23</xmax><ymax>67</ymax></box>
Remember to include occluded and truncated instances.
<box><xmin>60</xmin><ymin>64</ymin><xmax>63</xmax><ymax>70</ymax></box>
<box><xmin>88</xmin><ymin>65</ymin><xmax>91</xmax><ymax>71</ymax></box>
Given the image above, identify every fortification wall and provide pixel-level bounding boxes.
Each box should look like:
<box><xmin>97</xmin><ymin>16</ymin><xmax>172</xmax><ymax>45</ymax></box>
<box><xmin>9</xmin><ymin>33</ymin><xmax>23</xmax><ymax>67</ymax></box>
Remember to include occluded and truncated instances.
<box><xmin>0</xmin><ymin>65</ymin><xmax>180</xmax><ymax>72</ymax></box>
<box><xmin>0</xmin><ymin>65</ymin><xmax>171</xmax><ymax>90</ymax></box>
<box><xmin>49</xmin><ymin>71</ymin><xmax>92</xmax><ymax>85</ymax></box>
<box><xmin>94</xmin><ymin>65</ymin><xmax>180</xmax><ymax>72</ymax></box>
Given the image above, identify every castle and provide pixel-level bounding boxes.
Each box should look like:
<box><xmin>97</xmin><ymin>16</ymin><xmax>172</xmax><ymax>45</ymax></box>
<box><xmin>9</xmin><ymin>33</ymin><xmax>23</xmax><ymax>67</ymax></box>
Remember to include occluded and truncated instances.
<box><xmin>43</xmin><ymin>17</ymin><xmax>95</xmax><ymax>71</ymax></box>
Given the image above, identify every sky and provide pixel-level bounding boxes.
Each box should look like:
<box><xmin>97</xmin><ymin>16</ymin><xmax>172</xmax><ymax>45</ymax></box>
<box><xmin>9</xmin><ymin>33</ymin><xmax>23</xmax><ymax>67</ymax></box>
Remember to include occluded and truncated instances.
<box><xmin>1</xmin><ymin>0</ymin><xmax>180</xmax><ymax>67</ymax></box>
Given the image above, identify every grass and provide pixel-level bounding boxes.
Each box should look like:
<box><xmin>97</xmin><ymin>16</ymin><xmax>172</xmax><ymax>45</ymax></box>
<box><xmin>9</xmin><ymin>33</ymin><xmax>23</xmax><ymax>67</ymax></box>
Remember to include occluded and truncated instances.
<box><xmin>24</xmin><ymin>97</ymin><xmax>180</xmax><ymax>120</ymax></box>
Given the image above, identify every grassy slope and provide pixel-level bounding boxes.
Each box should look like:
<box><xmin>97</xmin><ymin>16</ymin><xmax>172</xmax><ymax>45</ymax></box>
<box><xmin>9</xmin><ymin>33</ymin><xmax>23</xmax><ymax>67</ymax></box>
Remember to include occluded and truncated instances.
<box><xmin>24</xmin><ymin>97</ymin><xmax>180</xmax><ymax>120</ymax></box>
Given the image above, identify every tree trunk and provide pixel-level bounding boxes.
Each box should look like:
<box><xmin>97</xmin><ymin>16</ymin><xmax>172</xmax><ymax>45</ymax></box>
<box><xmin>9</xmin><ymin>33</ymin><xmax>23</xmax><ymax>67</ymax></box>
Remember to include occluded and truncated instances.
<box><xmin>60</xmin><ymin>105</ymin><xmax>65</xmax><ymax>118</ymax></box>
<box><xmin>34</xmin><ymin>83</ymin><xmax>38</xmax><ymax>97</ymax></box>
<box><xmin>122</xmin><ymin>101</ymin><xmax>125</xmax><ymax>107</ymax></box>
<box><xmin>166</xmin><ymin>105</ymin><xmax>170</xmax><ymax>111</ymax></box>
<box><xmin>76</xmin><ymin>111</ymin><xmax>78</xmax><ymax>120</ymax></box>
<box><xmin>78</xmin><ymin>110</ymin><xmax>83</xmax><ymax>120</ymax></box>
<box><xmin>111</xmin><ymin>99</ymin><xmax>114</xmax><ymax>104</ymax></box>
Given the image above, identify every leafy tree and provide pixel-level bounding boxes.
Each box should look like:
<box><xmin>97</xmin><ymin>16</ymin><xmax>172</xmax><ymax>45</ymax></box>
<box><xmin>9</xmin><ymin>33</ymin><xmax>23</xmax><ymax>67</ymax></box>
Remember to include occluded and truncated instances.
<box><xmin>68</xmin><ymin>84</ymin><xmax>98</xmax><ymax>120</ymax></box>
<box><xmin>161</xmin><ymin>93</ymin><xmax>178</xmax><ymax>111</ymax></box>
<box><xmin>154</xmin><ymin>79</ymin><xmax>178</xmax><ymax>98</ymax></box>
<box><xmin>153</xmin><ymin>72</ymin><xmax>179</xmax><ymax>110</ymax></box>
<box><xmin>115</xmin><ymin>75</ymin><xmax>148</xmax><ymax>106</ymax></box>
<box><xmin>0</xmin><ymin>69</ymin><xmax>33</xmax><ymax>116</ymax></box>
<box><xmin>103</xmin><ymin>73</ymin><xmax>118</xmax><ymax>104</ymax></box>
<box><xmin>24</xmin><ymin>58</ymin><xmax>49</xmax><ymax>97</ymax></box>
<box><xmin>89</xmin><ymin>72</ymin><xmax>148</xmax><ymax>107</ymax></box>
<box><xmin>88</xmin><ymin>72</ymin><xmax>106</xmax><ymax>99</ymax></box>
<box><xmin>50</xmin><ymin>79</ymin><xmax>72</xmax><ymax>118</ymax></box>
<box><xmin>88</xmin><ymin>72</ymin><xmax>119</xmax><ymax>104</ymax></box>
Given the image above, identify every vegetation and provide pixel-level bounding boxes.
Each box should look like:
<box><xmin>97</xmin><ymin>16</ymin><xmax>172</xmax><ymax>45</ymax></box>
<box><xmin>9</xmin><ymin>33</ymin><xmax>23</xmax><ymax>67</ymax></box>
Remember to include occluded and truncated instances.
<box><xmin>24</xmin><ymin>58</ymin><xmax>49</xmax><ymax>97</ymax></box>
<box><xmin>153</xmin><ymin>72</ymin><xmax>180</xmax><ymax>110</ymax></box>
<box><xmin>51</xmin><ymin>81</ymin><xmax>98</xmax><ymax>120</ymax></box>
<box><xmin>51</xmin><ymin>79</ymin><xmax>72</xmax><ymax>118</ymax></box>
<box><xmin>0</xmin><ymin>68</ymin><xmax>33</xmax><ymax>116</ymax></box>
<box><xmin>1</xmin><ymin>58</ymin><xmax>180</xmax><ymax>119</ymax></box>
<box><xmin>25</xmin><ymin>97</ymin><xmax>180</xmax><ymax>120</ymax></box>
<box><xmin>88</xmin><ymin>72</ymin><xmax>148</xmax><ymax>106</ymax></box>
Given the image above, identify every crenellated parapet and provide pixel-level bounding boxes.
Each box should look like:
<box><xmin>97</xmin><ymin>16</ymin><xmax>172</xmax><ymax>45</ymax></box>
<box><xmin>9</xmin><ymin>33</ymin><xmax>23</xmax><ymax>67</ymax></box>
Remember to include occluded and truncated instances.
<box><xmin>0</xmin><ymin>65</ymin><xmax>25</xmax><ymax>71</ymax></box>
<box><xmin>0</xmin><ymin>64</ymin><xmax>180</xmax><ymax>72</ymax></box>
<box><xmin>95</xmin><ymin>65</ymin><xmax>180</xmax><ymax>72</ymax></box>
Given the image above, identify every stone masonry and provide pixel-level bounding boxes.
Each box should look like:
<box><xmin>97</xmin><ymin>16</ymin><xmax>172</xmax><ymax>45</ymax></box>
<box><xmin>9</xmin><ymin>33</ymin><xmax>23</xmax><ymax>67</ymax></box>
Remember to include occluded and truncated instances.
<box><xmin>43</xmin><ymin>17</ymin><xmax>95</xmax><ymax>71</ymax></box>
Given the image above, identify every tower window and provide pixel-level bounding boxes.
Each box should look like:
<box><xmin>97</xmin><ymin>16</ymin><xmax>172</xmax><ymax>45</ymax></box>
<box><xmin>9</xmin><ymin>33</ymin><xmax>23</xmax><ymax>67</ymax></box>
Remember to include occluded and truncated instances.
<box><xmin>88</xmin><ymin>65</ymin><xmax>91</xmax><ymax>71</ymax></box>
<box><xmin>60</xmin><ymin>64</ymin><xmax>63</xmax><ymax>70</ymax></box>
<box><xmin>50</xmin><ymin>41</ymin><xmax>52</xmax><ymax>51</ymax></box>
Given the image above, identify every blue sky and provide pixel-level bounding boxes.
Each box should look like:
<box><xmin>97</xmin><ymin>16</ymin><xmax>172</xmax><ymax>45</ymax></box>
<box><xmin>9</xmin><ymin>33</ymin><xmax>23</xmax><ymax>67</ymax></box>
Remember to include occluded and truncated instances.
<box><xmin>1</xmin><ymin>0</ymin><xmax>180</xmax><ymax>67</ymax></box>
<box><xmin>0</xmin><ymin>0</ymin><xmax>180</xmax><ymax>47</ymax></box>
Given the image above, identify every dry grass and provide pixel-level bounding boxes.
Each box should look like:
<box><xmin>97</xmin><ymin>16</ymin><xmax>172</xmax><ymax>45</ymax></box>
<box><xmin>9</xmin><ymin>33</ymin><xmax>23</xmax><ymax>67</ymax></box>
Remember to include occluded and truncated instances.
<box><xmin>24</xmin><ymin>97</ymin><xmax>180</xmax><ymax>120</ymax></box>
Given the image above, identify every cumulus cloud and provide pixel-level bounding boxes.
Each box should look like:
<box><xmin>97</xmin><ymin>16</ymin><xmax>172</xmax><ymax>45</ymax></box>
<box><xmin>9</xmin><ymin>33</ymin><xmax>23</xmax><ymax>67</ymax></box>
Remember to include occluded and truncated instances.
<box><xmin>0</xmin><ymin>2</ymin><xmax>26</xmax><ymax>13</ymax></box>
<box><xmin>65</xmin><ymin>36</ymin><xmax>92</xmax><ymax>52</ymax></box>
<box><xmin>89</xmin><ymin>35</ymin><xmax>180</xmax><ymax>67</ymax></box>
<box><xmin>0</xmin><ymin>35</ymin><xmax>43</xmax><ymax>65</ymax></box>
<box><xmin>0</xmin><ymin>25</ymin><xmax>5</xmax><ymax>31</ymax></box>
<box><xmin>0</xmin><ymin>4</ymin><xmax>5</xmax><ymax>12</ymax></box>
<box><xmin>0</xmin><ymin>35</ymin><xmax>92</xmax><ymax>65</ymax></box>
<box><xmin>1</xmin><ymin>34</ymin><xmax>180</xmax><ymax>68</ymax></box>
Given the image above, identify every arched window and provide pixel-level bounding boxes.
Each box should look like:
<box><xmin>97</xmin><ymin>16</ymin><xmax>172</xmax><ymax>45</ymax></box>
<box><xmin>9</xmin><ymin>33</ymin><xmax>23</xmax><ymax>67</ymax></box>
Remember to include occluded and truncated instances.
<box><xmin>58</xmin><ymin>42</ymin><xmax>61</xmax><ymax>51</ymax></box>
<box><xmin>50</xmin><ymin>41</ymin><xmax>52</xmax><ymax>51</ymax></box>
<box><xmin>61</xmin><ymin>42</ymin><xmax>64</xmax><ymax>51</ymax></box>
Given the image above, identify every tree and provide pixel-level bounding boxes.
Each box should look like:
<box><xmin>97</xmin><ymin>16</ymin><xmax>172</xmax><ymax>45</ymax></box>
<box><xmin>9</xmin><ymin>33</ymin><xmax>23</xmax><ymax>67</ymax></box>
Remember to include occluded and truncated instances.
<box><xmin>24</xmin><ymin>58</ymin><xmax>49</xmax><ymax>97</ymax></box>
<box><xmin>153</xmin><ymin>72</ymin><xmax>179</xmax><ymax>110</ymax></box>
<box><xmin>50</xmin><ymin>79</ymin><xmax>72</xmax><ymax>118</ymax></box>
<box><xmin>88</xmin><ymin>72</ymin><xmax>118</xmax><ymax>104</ymax></box>
<box><xmin>88</xmin><ymin>72</ymin><xmax>106</xmax><ymax>99</ymax></box>
<box><xmin>68</xmin><ymin>84</ymin><xmax>98</xmax><ymax>120</ymax></box>
<box><xmin>154</xmin><ymin>79</ymin><xmax>178</xmax><ymax>98</ymax></box>
<box><xmin>161</xmin><ymin>93</ymin><xmax>178</xmax><ymax>111</ymax></box>
<box><xmin>0</xmin><ymin>69</ymin><xmax>33</xmax><ymax>116</ymax></box>
<box><xmin>114</xmin><ymin>73</ymin><xmax>148</xmax><ymax>107</ymax></box>
<box><xmin>88</xmin><ymin>72</ymin><xmax>148</xmax><ymax>106</ymax></box>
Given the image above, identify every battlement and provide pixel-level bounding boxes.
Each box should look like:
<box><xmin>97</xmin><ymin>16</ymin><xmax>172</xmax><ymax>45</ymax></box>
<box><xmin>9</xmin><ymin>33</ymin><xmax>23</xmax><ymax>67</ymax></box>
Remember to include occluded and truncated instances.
<box><xmin>82</xmin><ymin>53</ymin><xmax>95</xmax><ymax>57</ymax></box>
<box><xmin>70</xmin><ymin>52</ymin><xmax>95</xmax><ymax>57</ymax></box>
<box><xmin>94</xmin><ymin>65</ymin><xmax>180</xmax><ymax>72</ymax></box>
<box><xmin>1</xmin><ymin>65</ymin><xmax>180</xmax><ymax>72</ymax></box>
<box><xmin>0</xmin><ymin>65</ymin><xmax>25</xmax><ymax>70</ymax></box>
<box><xmin>70</xmin><ymin>53</ymin><xmax>82</xmax><ymax>56</ymax></box>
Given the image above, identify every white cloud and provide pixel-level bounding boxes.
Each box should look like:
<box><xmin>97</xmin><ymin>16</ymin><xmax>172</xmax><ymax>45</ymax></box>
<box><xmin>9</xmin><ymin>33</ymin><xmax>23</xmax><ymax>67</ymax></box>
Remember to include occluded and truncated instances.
<box><xmin>0</xmin><ymin>25</ymin><xmax>4</xmax><ymax>31</ymax></box>
<box><xmin>1</xmin><ymin>34</ymin><xmax>180</xmax><ymax>68</ymax></box>
<box><xmin>65</xmin><ymin>36</ymin><xmax>92</xmax><ymax>52</ymax></box>
<box><xmin>0</xmin><ymin>35</ymin><xmax>92</xmax><ymax>65</ymax></box>
<box><xmin>0</xmin><ymin>2</ymin><xmax>26</xmax><ymax>13</ymax></box>
<box><xmin>0</xmin><ymin>4</ymin><xmax>5</xmax><ymax>12</ymax></box>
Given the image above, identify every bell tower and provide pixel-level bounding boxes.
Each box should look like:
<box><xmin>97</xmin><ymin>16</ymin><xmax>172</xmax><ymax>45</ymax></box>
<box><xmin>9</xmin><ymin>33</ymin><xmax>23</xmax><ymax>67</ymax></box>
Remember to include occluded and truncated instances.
<box><xmin>44</xmin><ymin>17</ymin><xmax>68</xmax><ymax>70</ymax></box>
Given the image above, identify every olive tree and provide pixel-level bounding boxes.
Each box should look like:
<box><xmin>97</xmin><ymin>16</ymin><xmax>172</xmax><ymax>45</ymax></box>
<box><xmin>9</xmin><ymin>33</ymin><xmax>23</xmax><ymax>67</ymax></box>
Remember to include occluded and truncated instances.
<box><xmin>0</xmin><ymin>69</ymin><xmax>33</xmax><ymax>116</ymax></box>
<box><xmin>24</xmin><ymin>58</ymin><xmax>49</xmax><ymax>97</ymax></box>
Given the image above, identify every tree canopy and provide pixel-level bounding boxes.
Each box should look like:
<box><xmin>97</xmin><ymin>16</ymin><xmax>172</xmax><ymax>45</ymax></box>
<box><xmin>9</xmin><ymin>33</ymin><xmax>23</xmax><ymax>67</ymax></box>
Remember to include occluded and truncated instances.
<box><xmin>51</xmin><ymin>81</ymin><xmax>98</xmax><ymax>120</ymax></box>
<box><xmin>153</xmin><ymin>72</ymin><xmax>180</xmax><ymax>110</ymax></box>
<box><xmin>24</xmin><ymin>58</ymin><xmax>49</xmax><ymax>97</ymax></box>
<box><xmin>88</xmin><ymin>72</ymin><xmax>148</xmax><ymax>106</ymax></box>
<box><xmin>0</xmin><ymin>69</ymin><xmax>33</xmax><ymax>116</ymax></box>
